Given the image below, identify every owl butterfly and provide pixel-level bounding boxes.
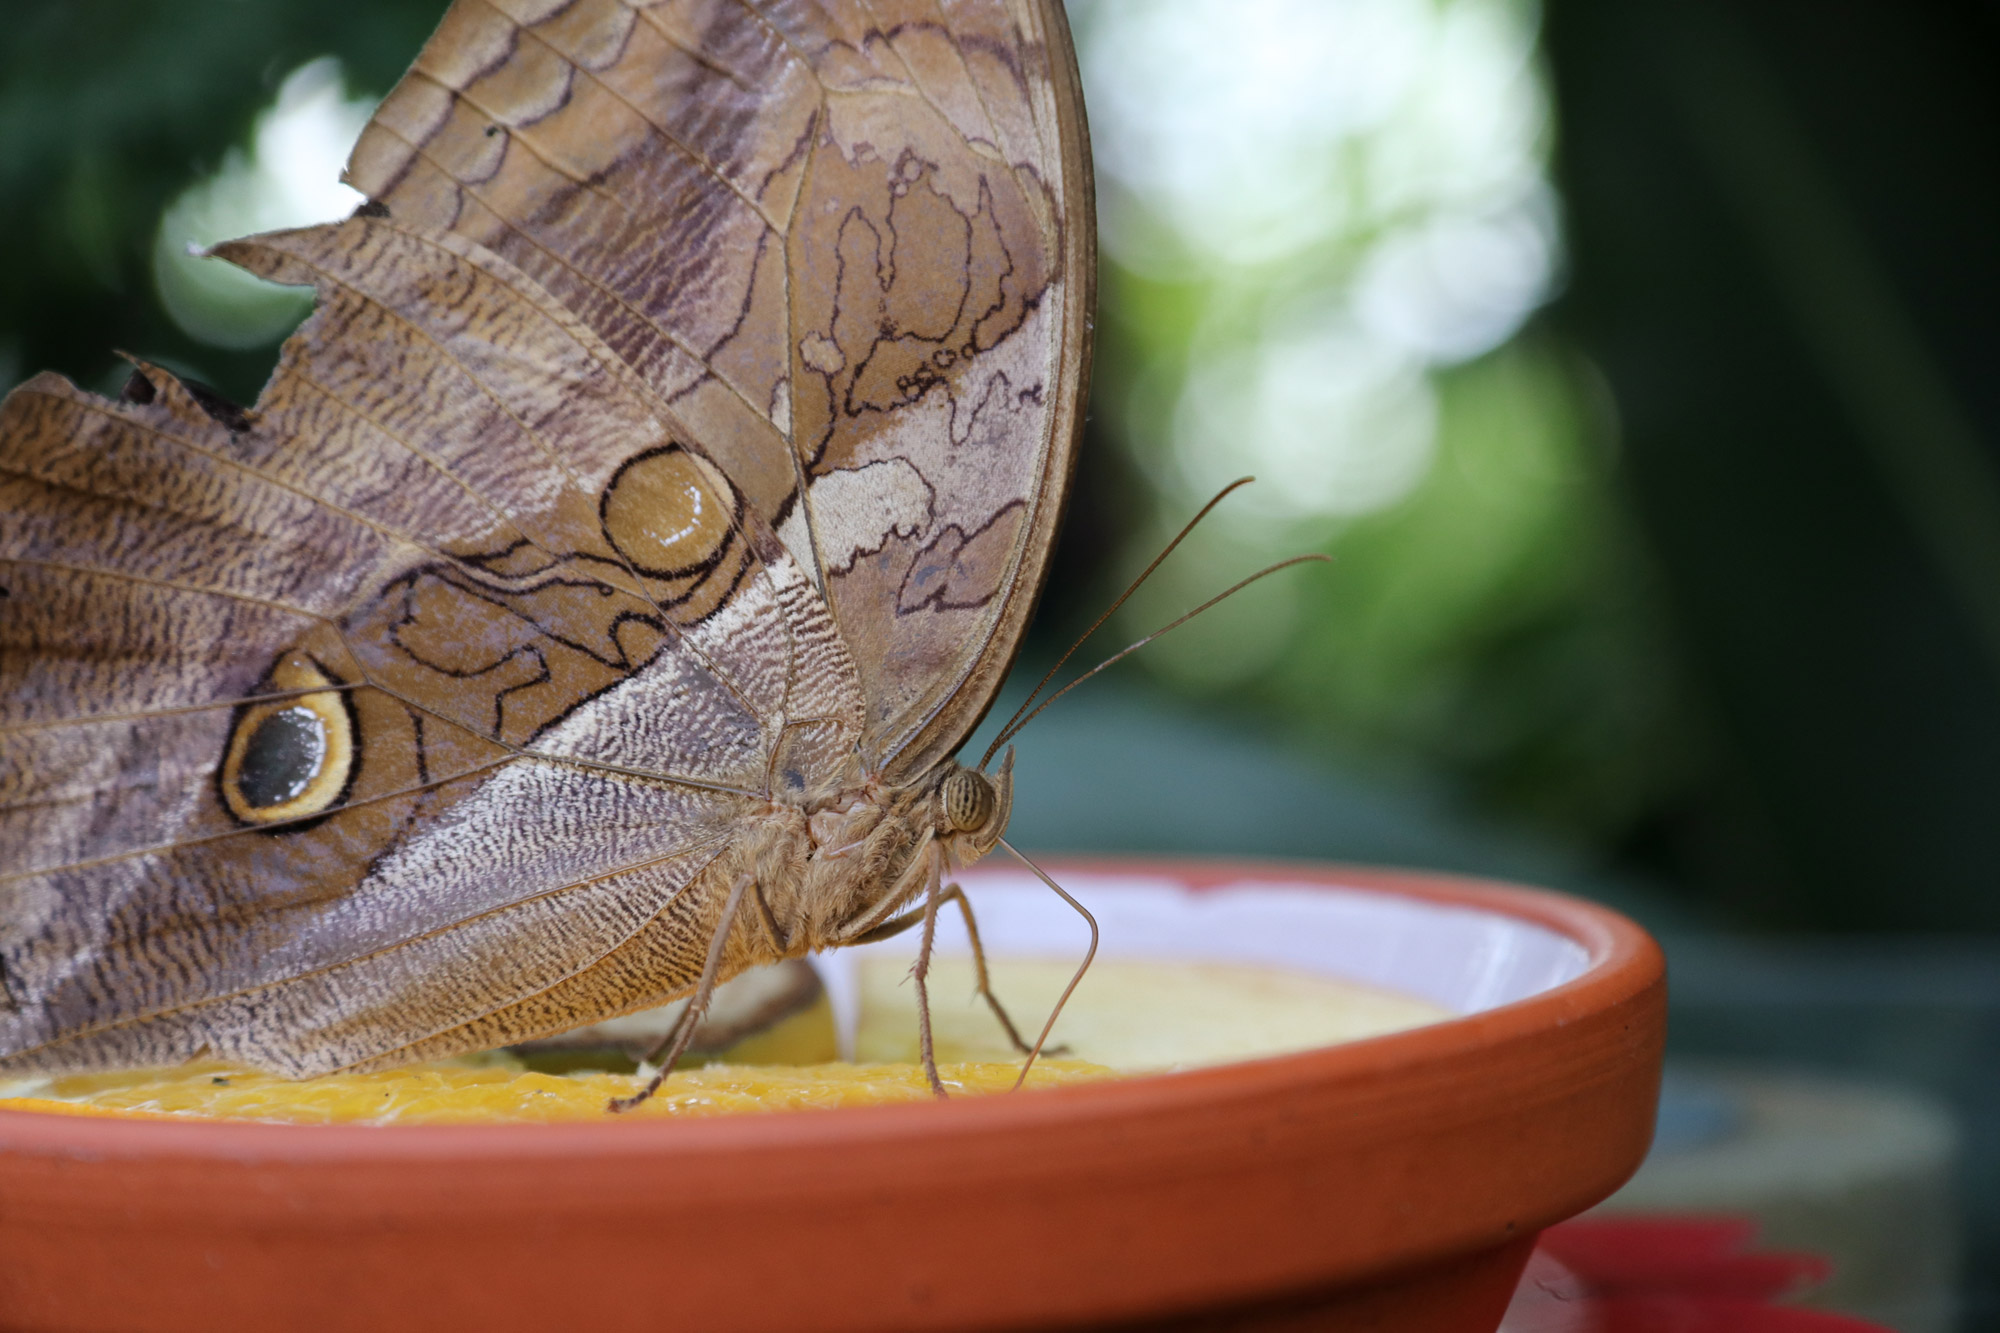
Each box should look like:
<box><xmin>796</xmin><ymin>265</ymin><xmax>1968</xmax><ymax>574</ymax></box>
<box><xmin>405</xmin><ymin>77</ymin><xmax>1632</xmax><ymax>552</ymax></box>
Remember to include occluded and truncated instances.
<box><xmin>0</xmin><ymin>0</ymin><xmax>1093</xmax><ymax>1103</ymax></box>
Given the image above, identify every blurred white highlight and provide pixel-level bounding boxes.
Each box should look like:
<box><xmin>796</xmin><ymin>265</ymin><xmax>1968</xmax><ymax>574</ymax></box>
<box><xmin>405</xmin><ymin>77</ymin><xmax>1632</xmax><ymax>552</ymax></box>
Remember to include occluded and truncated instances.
<box><xmin>1175</xmin><ymin>323</ymin><xmax>1439</xmax><ymax>520</ymax></box>
<box><xmin>154</xmin><ymin>59</ymin><xmax>374</xmax><ymax>350</ymax></box>
<box><xmin>1077</xmin><ymin>0</ymin><xmax>1558</xmax><ymax>521</ymax></box>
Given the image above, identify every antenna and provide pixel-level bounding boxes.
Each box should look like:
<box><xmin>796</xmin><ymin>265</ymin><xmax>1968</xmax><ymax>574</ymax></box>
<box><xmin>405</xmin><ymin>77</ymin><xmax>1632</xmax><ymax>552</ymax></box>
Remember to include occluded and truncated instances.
<box><xmin>980</xmin><ymin>477</ymin><xmax>1257</xmax><ymax>770</ymax></box>
<box><xmin>997</xmin><ymin>838</ymin><xmax>1098</xmax><ymax>1091</ymax></box>
<box><xmin>987</xmin><ymin>552</ymin><xmax>1330</xmax><ymax>756</ymax></box>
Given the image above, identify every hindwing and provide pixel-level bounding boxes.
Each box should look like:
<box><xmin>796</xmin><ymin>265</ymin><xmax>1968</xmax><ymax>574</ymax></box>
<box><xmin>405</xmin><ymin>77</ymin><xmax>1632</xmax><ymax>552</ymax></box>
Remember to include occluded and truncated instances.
<box><xmin>0</xmin><ymin>0</ymin><xmax>1090</xmax><ymax>1076</ymax></box>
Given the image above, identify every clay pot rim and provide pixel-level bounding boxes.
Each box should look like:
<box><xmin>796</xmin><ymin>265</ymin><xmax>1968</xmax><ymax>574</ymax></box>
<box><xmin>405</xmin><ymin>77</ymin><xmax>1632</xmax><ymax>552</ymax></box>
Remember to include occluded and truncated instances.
<box><xmin>0</xmin><ymin>856</ymin><xmax>1661</xmax><ymax>1164</ymax></box>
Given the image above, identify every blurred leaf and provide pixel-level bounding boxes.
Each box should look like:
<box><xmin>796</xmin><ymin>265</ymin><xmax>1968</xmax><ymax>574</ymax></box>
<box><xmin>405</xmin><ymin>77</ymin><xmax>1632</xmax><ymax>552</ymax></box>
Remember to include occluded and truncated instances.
<box><xmin>0</xmin><ymin>0</ymin><xmax>442</xmax><ymax>401</ymax></box>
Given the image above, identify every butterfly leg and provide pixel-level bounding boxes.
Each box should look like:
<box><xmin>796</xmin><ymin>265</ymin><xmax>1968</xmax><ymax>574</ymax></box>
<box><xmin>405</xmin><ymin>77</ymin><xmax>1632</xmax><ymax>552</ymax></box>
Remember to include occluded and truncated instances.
<box><xmin>911</xmin><ymin>847</ymin><xmax>949</xmax><ymax>1100</ymax></box>
<box><xmin>847</xmin><ymin>882</ymin><xmax>1058</xmax><ymax>1059</ymax></box>
<box><xmin>606</xmin><ymin>872</ymin><xmax>754</xmax><ymax>1114</ymax></box>
<box><xmin>937</xmin><ymin>881</ymin><xmax>1045</xmax><ymax>1058</ymax></box>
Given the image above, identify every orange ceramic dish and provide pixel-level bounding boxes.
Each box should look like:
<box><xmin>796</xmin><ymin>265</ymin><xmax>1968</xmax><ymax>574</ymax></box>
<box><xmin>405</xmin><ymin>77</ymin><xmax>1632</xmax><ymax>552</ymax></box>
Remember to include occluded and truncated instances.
<box><xmin>0</xmin><ymin>860</ymin><xmax>1665</xmax><ymax>1332</ymax></box>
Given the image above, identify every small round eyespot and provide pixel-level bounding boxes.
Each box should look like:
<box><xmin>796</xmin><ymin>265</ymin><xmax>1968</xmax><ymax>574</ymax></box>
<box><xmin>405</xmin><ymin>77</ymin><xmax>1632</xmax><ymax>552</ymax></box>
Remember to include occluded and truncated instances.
<box><xmin>940</xmin><ymin>769</ymin><xmax>995</xmax><ymax>833</ymax></box>
<box><xmin>600</xmin><ymin>443</ymin><xmax>737</xmax><ymax>578</ymax></box>
<box><xmin>220</xmin><ymin>655</ymin><xmax>357</xmax><ymax>828</ymax></box>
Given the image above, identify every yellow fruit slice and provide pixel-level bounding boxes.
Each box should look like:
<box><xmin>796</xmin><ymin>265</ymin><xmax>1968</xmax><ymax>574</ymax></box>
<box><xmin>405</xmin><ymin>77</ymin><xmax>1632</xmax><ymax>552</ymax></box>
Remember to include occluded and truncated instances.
<box><xmin>0</xmin><ymin>958</ymin><xmax>1446</xmax><ymax>1124</ymax></box>
<box><xmin>0</xmin><ymin>1056</ymin><xmax>1111</xmax><ymax>1125</ymax></box>
<box><xmin>512</xmin><ymin>984</ymin><xmax>842</xmax><ymax>1075</ymax></box>
<box><xmin>856</xmin><ymin>956</ymin><xmax>1449</xmax><ymax>1070</ymax></box>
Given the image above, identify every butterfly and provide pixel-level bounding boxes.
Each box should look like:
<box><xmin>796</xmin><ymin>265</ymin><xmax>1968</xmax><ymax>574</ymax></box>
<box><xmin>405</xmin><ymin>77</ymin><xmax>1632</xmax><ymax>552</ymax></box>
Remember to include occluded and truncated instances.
<box><xmin>0</xmin><ymin>0</ymin><xmax>1093</xmax><ymax>1105</ymax></box>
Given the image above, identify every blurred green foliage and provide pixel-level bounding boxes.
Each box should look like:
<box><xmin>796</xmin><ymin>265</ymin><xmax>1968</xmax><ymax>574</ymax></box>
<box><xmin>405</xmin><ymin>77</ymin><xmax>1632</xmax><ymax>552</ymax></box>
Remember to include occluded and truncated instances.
<box><xmin>15</xmin><ymin>0</ymin><xmax>1994</xmax><ymax>935</ymax></box>
<box><xmin>1270</xmin><ymin>338</ymin><xmax>1689</xmax><ymax>839</ymax></box>
<box><xmin>1079</xmin><ymin>281</ymin><xmax>1692</xmax><ymax>851</ymax></box>
<box><xmin>0</xmin><ymin>0</ymin><xmax>442</xmax><ymax>403</ymax></box>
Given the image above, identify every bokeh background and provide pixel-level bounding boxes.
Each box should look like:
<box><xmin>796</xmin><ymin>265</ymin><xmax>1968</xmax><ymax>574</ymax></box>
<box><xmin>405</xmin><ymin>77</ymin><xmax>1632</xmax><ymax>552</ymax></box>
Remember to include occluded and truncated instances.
<box><xmin>3</xmin><ymin>1</ymin><xmax>1995</xmax><ymax>1324</ymax></box>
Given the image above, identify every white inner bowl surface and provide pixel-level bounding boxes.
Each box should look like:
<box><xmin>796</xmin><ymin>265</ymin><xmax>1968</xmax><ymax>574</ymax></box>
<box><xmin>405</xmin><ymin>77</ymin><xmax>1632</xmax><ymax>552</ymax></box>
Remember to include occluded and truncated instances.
<box><xmin>814</xmin><ymin>868</ymin><xmax>1593</xmax><ymax>1056</ymax></box>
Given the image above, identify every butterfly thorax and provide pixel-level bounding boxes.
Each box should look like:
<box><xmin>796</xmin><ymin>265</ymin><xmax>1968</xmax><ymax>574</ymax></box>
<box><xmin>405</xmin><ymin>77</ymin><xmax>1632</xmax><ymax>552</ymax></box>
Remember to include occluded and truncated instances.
<box><xmin>748</xmin><ymin>755</ymin><xmax>1014</xmax><ymax>958</ymax></box>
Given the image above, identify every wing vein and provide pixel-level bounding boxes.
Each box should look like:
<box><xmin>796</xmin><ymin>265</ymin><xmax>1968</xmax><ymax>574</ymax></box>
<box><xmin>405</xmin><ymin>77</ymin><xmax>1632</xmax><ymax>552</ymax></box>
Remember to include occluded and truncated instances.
<box><xmin>0</xmin><ymin>685</ymin><xmax>361</xmax><ymax>737</ymax></box>
<box><xmin>481</xmin><ymin>2</ymin><xmax>789</xmax><ymax>234</ymax></box>
<box><xmin>368</xmin><ymin>119</ymin><xmax>782</xmax><ymax>437</ymax></box>
<box><xmin>5</xmin><ymin>832</ymin><xmax>736</xmax><ymax>1062</ymax></box>
<box><xmin>621</xmin><ymin>2</ymin><xmax>764</xmax><ymax>98</ymax></box>
<box><xmin>0</xmin><ymin>554</ymin><xmax>760</xmax><ymax>800</ymax></box>
<box><xmin>244</xmin><ymin>230</ymin><xmax>771</xmax><ymax>718</ymax></box>
<box><xmin>736</xmin><ymin>0</ymin><xmax>832</xmax><ymax>98</ymax></box>
<box><xmin>328</xmin><ymin>841</ymin><xmax>735</xmax><ymax>1071</ymax></box>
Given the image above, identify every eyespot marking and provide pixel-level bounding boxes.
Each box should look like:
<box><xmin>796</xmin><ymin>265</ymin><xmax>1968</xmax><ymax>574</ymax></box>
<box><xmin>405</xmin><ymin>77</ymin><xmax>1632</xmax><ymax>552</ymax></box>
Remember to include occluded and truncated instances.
<box><xmin>236</xmin><ymin>707</ymin><xmax>328</xmax><ymax>808</ymax></box>
<box><xmin>220</xmin><ymin>655</ymin><xmax>357</xmax><ymax>828</ymax></box>
<box><xmin>600</xmin><ymin>443</ymin><xmax>737</xmax><ymax>578</ymax></box>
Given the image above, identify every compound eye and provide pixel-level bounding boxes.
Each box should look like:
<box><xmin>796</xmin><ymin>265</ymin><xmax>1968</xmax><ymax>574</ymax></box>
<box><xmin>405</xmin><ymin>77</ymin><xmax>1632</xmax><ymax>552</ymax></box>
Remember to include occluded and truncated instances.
<box><xmin>940</xmin><ymin>769</ymin><xmax>995</xmax><ymax>833</ymax></box>
<box><xmin>220</xmin><ymin>656</ymin><xmax>356</xmax><ymax>827</ymax></box>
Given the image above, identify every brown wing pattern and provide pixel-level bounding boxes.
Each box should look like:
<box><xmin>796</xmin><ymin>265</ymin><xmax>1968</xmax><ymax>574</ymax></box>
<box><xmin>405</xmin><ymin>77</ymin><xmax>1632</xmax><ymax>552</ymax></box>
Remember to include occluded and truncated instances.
<box><xmin>345</xmin><ymin>0</ymin><xmax>1094</xmax><ymax>781</ymax></box>
<box><xmin>0</xmin><ymin>216</ymin><xmax>865</xmax><ymax>1075</ymax></box>
<box><xmin>1</xmin><ymin>0</ymin><xmax>1087</xmax><ymax>1077</ymax></box>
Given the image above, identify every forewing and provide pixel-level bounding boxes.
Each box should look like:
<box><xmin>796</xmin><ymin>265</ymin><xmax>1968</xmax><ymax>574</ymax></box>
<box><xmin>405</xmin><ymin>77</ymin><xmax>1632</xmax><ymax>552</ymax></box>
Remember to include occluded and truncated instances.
<box><xmin>0</xmin><ymin>216</ymin><xmax>864</xmax><ymax>1076</ymax></box>
<box><xmin>345</xmin><ymin>0</ymin><xmax>1095</xmax><ymax>781</ymax></box>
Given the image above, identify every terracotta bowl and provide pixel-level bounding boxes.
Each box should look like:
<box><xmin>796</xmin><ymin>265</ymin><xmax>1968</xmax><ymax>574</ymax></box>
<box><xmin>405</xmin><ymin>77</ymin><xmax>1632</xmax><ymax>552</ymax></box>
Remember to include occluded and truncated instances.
<box><xmin>0</xmin><ymin>860</ymin><xmax>1665</xmax><ymax>1332</ymax></box>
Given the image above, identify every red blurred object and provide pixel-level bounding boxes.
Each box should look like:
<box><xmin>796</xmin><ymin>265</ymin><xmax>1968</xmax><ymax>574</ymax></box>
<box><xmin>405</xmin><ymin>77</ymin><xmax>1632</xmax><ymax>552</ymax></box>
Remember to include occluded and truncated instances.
<box><xmin>1505</xmin><ymin>1216</ymin><xmax>1891</xmax><ymax>1333</ymax></box>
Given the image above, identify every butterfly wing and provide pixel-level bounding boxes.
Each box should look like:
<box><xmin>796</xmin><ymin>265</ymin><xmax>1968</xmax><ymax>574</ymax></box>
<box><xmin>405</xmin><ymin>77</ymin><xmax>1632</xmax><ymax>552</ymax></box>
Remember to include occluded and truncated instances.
<box><xmin>1</xmin><ymin>0</ymin><xmax>1090</xmax><ymax>1076</ymax></box>
<box><xmin>0</xmin><ymin>217</ymin><xmax>864</xmax><ymax>1076</ymax></box>
<box><xmin>346</xmin><ymin>0</ymin><xmax>1094</xmax><ymax>782</ymax></box>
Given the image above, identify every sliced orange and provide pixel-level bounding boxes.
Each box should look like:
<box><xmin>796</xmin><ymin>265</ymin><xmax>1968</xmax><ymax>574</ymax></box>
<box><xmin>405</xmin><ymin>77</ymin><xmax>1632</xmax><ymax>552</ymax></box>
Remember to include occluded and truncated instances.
<box><xmin>0</xmin><ymin>1057</ymin><xmax>1112</xmax><ymax>1125</ymax></box>
<box><xmin>0</xmin><ymin>957</ymin><xmax>1444</xmax><ymax>1125</ymax></box>
<box><xmin>857</xmin><ymin>955</ymin><xmax>1449</xmax><ymax>1069</ymax></box>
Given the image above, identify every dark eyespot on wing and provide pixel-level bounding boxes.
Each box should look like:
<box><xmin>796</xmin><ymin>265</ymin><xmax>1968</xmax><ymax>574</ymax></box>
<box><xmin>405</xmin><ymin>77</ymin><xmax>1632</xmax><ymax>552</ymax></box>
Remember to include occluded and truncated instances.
<box><xmin>218</xmin><ymin>656</ymin><xmax>361</xmax><ymax>829</ymax></box>
<box><xmin>352</xmin><ymin>199</ymin><xmax>392</xmax><ymax>219</ymax></box>
<box><xmin>236</xmin><ymin>706</ymin><xmax>329</xmax><ymax>809</ymax></box>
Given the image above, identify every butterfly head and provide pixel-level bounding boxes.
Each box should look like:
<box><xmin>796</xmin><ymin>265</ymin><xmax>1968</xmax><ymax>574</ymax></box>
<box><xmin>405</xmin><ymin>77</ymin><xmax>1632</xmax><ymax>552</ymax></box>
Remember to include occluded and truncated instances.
<box><xmin>934</xmin><ymin>750</ymin><xmax>1014</xmax><ymax>862</ymax></box>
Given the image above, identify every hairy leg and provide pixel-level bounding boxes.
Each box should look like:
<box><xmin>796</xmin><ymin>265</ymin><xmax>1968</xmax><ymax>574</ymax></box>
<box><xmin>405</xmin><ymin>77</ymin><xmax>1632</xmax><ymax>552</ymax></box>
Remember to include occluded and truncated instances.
<box><xmin>607</xmin><ymin>873</ymin><xmax>753</xmax><ymax>1114</ymax></box>
<box><xmin>910</xmin><ymin>848</ymin><xmax>947</xmax><ymax>1099</ymax></box>
<box><xmin>850</xmin><ymin>880</ymin><xmax>1053</xmax><ymax>1059</ymax></box>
